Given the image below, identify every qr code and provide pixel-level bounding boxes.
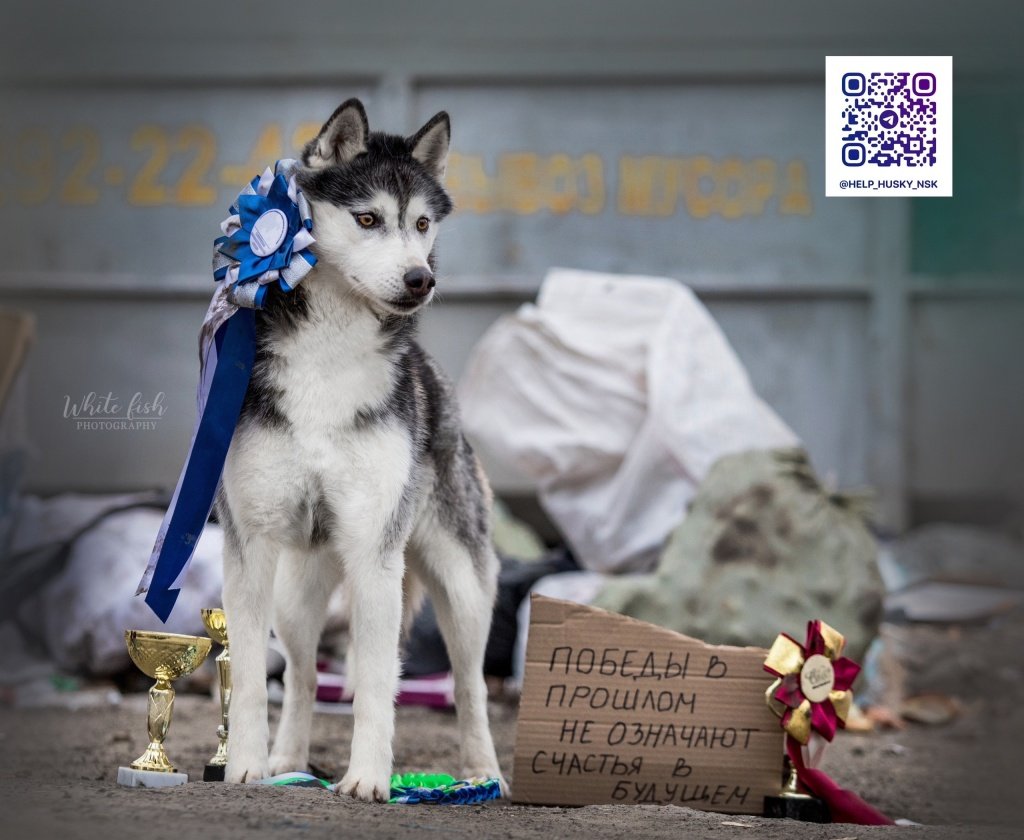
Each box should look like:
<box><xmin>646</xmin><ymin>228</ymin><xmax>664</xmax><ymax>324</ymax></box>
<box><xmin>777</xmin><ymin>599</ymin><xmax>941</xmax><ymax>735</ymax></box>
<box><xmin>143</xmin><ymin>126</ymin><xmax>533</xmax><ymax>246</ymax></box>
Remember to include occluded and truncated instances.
<box><xmin>840</xmin><ymin>72</ymin><xmax>938</xmax><ymax>167</ymax></box>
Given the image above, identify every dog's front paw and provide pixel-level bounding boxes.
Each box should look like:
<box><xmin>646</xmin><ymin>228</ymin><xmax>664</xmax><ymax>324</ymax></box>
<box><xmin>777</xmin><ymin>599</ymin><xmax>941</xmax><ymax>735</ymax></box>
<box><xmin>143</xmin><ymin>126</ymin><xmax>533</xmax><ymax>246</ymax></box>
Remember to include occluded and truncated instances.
<box><xmin>491</xmin><ymin>772</ymin><xmax>510</xmax><ymax>798</ymax></box>
<box><xmin>225</xmin><ymin>752</ymin><xmax>270</xmax><ymax>784</ymax></box>
<box><xmin>335</xmin><ymin>767</ymin><xmax>391</xmax><ymax>803</ymax></box>
<box><xmin>268</xmin><ymin>753</ymin><xmax>307</xmax><ymax>776</ymax></box>
<box><xmin>464</xmin><ymin>765</ymin><xmax>509</xmax><ymax>797</ymax></box>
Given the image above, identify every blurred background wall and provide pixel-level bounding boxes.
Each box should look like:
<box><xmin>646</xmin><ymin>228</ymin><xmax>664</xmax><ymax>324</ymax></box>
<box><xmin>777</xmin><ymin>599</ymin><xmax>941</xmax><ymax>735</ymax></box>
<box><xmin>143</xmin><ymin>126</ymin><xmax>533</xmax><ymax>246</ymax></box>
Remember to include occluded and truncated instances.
<box><xmin>0</xmin><ymin>0</ymin><xmax>1021</xmax><ymax>535</ymax></box>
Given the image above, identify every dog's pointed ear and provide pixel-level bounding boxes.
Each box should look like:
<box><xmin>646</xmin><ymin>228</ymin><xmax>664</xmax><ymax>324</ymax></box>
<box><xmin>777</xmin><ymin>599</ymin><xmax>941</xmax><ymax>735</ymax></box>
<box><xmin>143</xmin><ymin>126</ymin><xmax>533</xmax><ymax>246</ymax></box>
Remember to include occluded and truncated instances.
<box><xmin>408</xmin><ymin>111</ymin><xmax>450</xmax><ymax>180</ymax></box>
<box><xmin>303</xmin><ymin>99</ymin><xmax>369</xmax><ymax>169</ymax></box>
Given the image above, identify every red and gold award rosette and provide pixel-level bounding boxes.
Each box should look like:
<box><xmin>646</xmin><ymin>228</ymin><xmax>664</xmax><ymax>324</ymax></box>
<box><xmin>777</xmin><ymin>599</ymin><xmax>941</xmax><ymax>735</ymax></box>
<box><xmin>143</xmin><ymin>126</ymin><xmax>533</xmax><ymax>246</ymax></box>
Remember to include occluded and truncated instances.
<box><xmin>763</xmin><ymin>619</ymin><xmax>859</xmax><ymax>745</ymax></box>
<box><xmin>762</xmin><ymin>620</ymin><xmax>893</xmax><ymax>826</ymax></box>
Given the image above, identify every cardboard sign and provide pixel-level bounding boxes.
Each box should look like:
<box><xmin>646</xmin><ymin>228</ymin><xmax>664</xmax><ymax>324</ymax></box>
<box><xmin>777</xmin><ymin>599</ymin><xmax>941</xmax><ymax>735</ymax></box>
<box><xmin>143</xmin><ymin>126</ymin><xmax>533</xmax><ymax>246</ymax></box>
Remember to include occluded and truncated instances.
<box><xmin>513</xmin><ymin>595</ymin><xmax>782</xmax><ymax>814</ymax></box>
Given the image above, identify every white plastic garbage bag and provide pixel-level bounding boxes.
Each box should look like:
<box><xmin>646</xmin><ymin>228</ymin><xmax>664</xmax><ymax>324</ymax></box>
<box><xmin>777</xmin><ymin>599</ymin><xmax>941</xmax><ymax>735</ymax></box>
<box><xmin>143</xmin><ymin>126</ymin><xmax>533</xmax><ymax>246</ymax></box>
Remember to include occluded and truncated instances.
<box><xmin>5</xmin><ymin>495</ymin><xmax>224</xmax><ymax>675</ymax></box>
<box><xmin>36</xmin><ymin>507</ymin><xmax>224</xmax><ymax>674</ymax></box>
<box><xmin>458</xmin><ymin>268</ymin><xmax>798</xmax><ymax>573</ymax></box>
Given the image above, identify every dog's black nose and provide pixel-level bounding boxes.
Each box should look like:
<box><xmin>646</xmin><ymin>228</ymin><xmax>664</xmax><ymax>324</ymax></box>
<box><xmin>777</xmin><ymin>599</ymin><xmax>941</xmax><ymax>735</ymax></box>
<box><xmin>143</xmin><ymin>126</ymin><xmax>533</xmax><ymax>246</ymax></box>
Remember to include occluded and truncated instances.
<box><xmin>403</xmin><ymin>267</ymin><xmax>435</xmax><ymax>297</ymax></box>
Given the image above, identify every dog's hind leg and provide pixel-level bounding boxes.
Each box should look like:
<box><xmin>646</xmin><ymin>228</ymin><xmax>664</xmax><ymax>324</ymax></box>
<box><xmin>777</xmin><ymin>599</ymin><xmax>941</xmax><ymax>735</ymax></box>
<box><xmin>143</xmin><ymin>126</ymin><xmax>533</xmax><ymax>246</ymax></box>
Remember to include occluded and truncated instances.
<box><xmin>402</xmin><ymin>570</ymin><xmax>426</xmax><ymax>636</ymax></box>
<box><xmin>408</xmin><ymin>522</ymin><xmax>506</xmax><ymax>792</ymax></box>
<box><xmin>269</xmin><ymin>547</ymin><xmax>341</xmax><ymax>776</ymax></box>
<box><xmin>222</xmin><ymin>528</ymin><xmax>281</xmax><ymax>784</ymax></box>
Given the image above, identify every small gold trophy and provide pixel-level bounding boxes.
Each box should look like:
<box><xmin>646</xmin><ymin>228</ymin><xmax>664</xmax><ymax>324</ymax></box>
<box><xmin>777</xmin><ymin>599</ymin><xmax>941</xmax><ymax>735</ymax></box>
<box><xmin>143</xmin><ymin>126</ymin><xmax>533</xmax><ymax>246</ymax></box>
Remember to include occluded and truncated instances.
<box><xmin>762</xmin><ymin>747</ymin><xmax>828</xmax><ymax>822</ymax></box>
<box><xmin>117</xmin><ymin>630</ymin><xmax>212</xmax><ymax>788</ymax></box>
<box><xmin>778</xmin><ymin>753</ymin><xmax>817</xmax><ymax>798</ymax></box>
<box><xmin>200</xmin><ymin>607</ymin><xmax>231</xmax><ymax>782</ymax></box>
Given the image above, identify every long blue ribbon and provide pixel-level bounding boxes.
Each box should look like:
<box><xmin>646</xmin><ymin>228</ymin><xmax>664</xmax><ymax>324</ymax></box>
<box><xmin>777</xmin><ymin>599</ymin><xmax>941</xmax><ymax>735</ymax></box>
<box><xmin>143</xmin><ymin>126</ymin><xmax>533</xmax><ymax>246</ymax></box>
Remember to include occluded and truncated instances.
<box><xmin>143</xmin><ymin>308</ymin><xmax>256</xmax><ymax>621</ymax></box>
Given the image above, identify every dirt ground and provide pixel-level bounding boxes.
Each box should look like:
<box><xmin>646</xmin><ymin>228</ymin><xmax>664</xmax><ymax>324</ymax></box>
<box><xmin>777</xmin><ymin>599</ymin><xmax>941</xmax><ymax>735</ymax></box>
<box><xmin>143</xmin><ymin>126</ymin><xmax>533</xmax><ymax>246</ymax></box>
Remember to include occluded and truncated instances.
<box><xmin>1</xmin><ymin>619</ymin><xmax>1021</xmax><ymax>840</ymax></box>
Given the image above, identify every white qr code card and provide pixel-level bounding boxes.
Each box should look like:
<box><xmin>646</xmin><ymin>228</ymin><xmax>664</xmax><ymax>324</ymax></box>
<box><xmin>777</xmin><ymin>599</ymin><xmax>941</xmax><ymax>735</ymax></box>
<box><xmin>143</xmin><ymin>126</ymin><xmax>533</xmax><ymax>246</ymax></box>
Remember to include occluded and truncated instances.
<box><xmin>826</xmin><ymin>56</ymin><xmax>952</xmax><ymax>197</ymax></box>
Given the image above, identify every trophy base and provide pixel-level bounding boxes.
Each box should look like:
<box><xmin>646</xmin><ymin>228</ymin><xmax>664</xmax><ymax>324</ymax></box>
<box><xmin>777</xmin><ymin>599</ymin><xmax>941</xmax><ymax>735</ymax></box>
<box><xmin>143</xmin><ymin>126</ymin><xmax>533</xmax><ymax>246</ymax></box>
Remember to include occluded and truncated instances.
<box><xmin>763</xmin><ymin>794</ymin><xmax>830</xmax><ymax>823</ymax></box>
<box><xmin>117</xmin><ymin>766</ymin><xmax>189</xmax><ymax>788</ymax></box>
<box><xmin>203</xmin><ymin>763</ymin><xmax>226</xmax><ymax>782</ymax></box>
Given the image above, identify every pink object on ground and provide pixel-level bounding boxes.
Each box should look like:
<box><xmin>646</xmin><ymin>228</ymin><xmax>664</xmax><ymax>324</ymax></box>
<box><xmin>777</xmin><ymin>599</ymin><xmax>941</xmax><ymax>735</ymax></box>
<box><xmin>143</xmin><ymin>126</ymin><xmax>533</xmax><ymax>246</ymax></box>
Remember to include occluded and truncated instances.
<box><xmin>315</xmin><ymin>668</ymin><xmax>455</xmax><ymax>709</ymax></box>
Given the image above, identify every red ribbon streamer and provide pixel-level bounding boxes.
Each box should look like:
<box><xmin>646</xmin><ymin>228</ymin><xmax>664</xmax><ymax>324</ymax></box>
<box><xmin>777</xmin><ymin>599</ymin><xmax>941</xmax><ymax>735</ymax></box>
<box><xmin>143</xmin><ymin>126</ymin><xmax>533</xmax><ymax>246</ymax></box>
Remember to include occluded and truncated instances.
<box><xmin>786</xmin><ymin>736</ymin><xmax>894</xmax><ymax>825</ymax></box>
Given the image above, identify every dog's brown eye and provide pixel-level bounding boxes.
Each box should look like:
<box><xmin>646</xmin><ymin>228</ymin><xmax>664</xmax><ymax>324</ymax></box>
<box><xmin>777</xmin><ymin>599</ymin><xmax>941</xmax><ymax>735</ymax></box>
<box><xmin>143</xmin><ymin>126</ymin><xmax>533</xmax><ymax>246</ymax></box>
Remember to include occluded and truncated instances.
<box><xmin>356</xmin><ymin>213</ymin><xmax>376</xmax><ymax>228</ymax></box>
<box><xmin>416</xmin><ymin>216</ymin><xmax>429</xmax><ymax>233</ymax></box>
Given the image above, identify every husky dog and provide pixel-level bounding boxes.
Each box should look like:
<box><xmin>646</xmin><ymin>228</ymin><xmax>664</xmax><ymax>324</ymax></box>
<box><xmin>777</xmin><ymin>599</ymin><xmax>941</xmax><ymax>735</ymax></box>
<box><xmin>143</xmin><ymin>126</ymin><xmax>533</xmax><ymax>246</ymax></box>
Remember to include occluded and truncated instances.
<box><xmin>218</xmin><ymin>99</ymin><xmax>504</xmax><ymax>800</ymax></box>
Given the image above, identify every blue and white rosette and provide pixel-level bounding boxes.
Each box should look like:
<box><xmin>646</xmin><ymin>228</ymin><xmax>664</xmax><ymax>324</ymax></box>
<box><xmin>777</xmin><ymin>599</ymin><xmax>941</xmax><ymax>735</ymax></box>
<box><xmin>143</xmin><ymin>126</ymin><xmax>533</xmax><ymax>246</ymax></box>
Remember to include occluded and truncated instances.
<box><xmin>137</xmin><ymin>159</ymin><xmax>316</xmax><ymax>621</ymax></box>
<box><xmin>212</xmin><ymin>159</ymin><xmax>317</xmax><ymax>308</ymax></box>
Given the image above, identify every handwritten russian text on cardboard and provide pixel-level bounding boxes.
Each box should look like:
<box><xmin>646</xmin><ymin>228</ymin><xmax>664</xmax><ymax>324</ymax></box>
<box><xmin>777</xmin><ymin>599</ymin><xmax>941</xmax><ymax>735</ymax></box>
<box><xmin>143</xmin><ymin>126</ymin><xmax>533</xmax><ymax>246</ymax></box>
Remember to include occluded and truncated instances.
<box><xmin>513</xmin><ymin>595</ymin><xmax>782</xmax><ymax>813</ymax></box>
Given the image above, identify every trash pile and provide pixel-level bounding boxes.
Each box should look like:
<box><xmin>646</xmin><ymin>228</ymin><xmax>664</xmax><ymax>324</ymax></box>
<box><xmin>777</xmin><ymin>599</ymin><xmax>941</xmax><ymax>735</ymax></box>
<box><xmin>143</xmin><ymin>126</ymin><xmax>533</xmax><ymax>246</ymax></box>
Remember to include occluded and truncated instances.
<box><xmin>459</xmin><ymin>268</ymin><xmax>798</xmax><ymax>574</ymax></box>
<box><xmin>458</xmin><ymin>270</ymin><xmax>884</xmax><ymax>673</ymax></box>
<box><xmin>859</xmin><ymin>524</ymin><xmax>1024</xmax><ymax>728</ymax></box>
<box><xmin>0</xmin><ymin>493</ymin><xmax>225</xmax><ymax>706</ymax></box>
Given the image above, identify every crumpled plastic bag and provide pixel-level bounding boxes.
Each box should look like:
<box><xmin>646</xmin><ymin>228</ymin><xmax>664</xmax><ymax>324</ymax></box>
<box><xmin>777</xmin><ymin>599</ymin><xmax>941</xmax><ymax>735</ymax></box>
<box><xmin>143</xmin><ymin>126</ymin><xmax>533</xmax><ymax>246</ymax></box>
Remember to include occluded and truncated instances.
<box><xmin>459</xmin><ymin>268</ymin><xmax>797</xmax><ymax>573</ymax></box>
<box><xmin>5</xmin><ymin>495</ymin><xmax>223</xmax><ymax>676</ymax></box>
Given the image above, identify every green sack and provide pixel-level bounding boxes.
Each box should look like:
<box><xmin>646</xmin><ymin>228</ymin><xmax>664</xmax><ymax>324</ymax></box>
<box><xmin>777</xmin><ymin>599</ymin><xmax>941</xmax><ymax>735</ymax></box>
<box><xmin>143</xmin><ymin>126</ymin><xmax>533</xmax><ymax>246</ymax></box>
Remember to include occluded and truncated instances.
<box><xmin>594</xmin><ymin>448</ymin><xmax>884</xmax><ymax>662</ymax></box>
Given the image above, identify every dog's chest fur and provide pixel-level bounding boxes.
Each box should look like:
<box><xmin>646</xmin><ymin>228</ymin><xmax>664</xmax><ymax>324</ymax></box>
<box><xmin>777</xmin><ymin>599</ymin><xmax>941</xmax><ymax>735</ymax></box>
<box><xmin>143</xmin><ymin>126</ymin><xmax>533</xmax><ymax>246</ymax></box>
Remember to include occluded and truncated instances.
<box><xmin>265</xmin><ymin>286</ymin><xmax>397</xmax><ymax>433</ymax></box>
<box><xmin>224</xmin><ymin>277</ymin><xmax>425</xmax><ymax>548</ymax></box>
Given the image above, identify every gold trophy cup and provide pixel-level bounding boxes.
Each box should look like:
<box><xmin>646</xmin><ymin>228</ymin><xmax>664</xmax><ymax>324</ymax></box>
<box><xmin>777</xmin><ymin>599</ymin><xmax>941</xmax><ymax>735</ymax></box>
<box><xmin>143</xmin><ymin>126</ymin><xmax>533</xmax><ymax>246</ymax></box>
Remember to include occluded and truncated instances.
<box><xmin>117</xmin><ymin>630</ymin><xmax>212</xmax><ymax>788</ymax></box>
<box><xmin>200</xmin><ymin>608</ymin><xmax>231</xmax><ymax>782</ymax></box>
